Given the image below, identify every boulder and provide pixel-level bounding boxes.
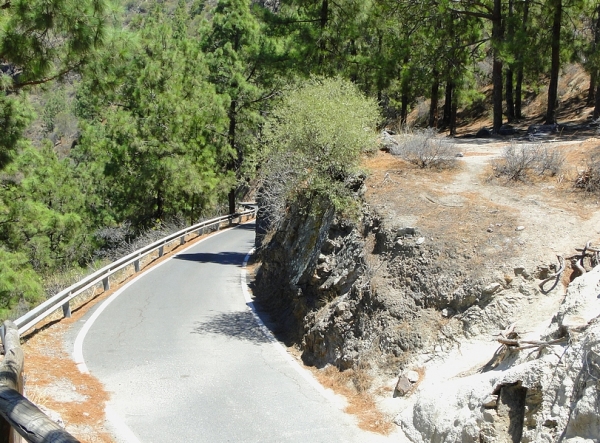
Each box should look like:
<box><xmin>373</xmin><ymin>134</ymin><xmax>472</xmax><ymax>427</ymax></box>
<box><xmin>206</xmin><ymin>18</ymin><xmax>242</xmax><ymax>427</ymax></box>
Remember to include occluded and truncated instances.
<box><xmin>498</xmin><ymin>124</ymin><xmax>518</xmax><ymax>136</ymax></box>
<box><xmin>394</xmin><ymin>376</ymin><xmax>413</xmax><ymax>397</ymax></box>
<box><xmin>476</xmin><ymin>127</ymin><xmax>492</xmax><ymax>138</ymax></box>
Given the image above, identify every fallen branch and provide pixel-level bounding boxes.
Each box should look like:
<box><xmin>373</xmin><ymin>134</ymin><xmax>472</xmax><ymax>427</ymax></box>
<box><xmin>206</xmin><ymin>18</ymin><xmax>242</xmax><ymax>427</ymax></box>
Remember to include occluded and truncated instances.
<box><xmin>539</xmin><ymin>255</ymin><xmax>564</xmax><ymax>293</ymax></box>
<box><xmin>497</xmin><ymin>337</ymin><xmax>567</xmax><ymax>351</ymax></box>
<box><xmin>572</xmin><ymin>257</ymin><xmax>587</xmax><ymax>276</ymax></box>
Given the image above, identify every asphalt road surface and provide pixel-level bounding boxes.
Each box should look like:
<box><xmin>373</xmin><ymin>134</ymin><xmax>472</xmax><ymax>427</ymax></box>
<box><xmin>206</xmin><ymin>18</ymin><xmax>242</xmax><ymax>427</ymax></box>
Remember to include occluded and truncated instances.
<box><xmin>75</xmin><ymin>222</ymin><xmax>384</xmax><ymax>443</ymax></box>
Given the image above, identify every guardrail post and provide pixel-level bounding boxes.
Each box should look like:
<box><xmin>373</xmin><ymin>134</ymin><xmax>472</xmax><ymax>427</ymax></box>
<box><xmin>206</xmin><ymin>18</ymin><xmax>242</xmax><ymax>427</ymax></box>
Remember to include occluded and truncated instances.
<box><xmin>103</xmin><ymin>277</ymin><xmax>110</xmax><ymax>291</ymax></box>
<box><xmin>134</xmin><ymin>259</ymin><xmax>140</xmax><ymax>273</ymax></box>
<box><xmin>0</xmin><ymin>325</ymin><xmax>5</xmax><ymax>351</ymax></box>
<box><xmin>159</xmin><ymin>245</ymin><xmax>164</xmax><ymax>257</ymax></box>
<box><xmin>180</xmin><ymin>235</ymin><xmax>185</xmax><ymax>246</ymax></box>
<box><xmin>62</xmin><ymin>302</ymin><xmax>71</xmax><ymax>318</ymax></box>
<box><xmin>197</xmin><ymin>227</ymin><xmax>203</xmax><ymax>236</ymax></box>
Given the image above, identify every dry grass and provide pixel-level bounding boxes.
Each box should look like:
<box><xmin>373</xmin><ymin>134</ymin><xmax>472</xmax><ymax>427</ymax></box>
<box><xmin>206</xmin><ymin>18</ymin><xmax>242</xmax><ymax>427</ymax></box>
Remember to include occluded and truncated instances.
<box><xmin>364</xmin><ymin>152</ymin><xmax>522</xmax><ymax>271</ymax></box>
<box><xmin>464</xmin><ymin>151</ymin><xmax>494</xmax><ymax>157</ymax></box>
<box><xmin>311</xmin><ymin>364</ymin><xmax>394</xmax><ymax>435</ymax></box>
<box><xmin>22</xmin><ymin>319</ymin><xmax>113</xmax><ymax>442</ymax></box>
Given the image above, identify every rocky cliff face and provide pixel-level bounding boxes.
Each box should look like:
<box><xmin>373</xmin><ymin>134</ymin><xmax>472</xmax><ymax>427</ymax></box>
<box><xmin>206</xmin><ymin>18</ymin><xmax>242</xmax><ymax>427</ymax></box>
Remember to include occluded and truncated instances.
<box><xmin>254</xmin><ymin>189</ymin><xmax>514</xmax><ymax>372</ymax></box>
<box><xmin>253</xmin><ymin>182</ymin><xmax>600</xmax><ymax>441</ymax></box>
<box><xmin>255</xmin><ymin>191</ymin><xmax>539</xmax><ymax>373</ymax></box>
<box><xmin>397</xmin><ymin>266</ymin><xmax>600</xmax><ymax>443</ymax></box>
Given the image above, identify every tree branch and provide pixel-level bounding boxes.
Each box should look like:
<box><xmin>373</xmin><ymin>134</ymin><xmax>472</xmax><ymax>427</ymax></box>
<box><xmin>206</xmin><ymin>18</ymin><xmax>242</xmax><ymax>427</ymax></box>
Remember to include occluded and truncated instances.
<box><xmin>13</xmin><ymin>62</ymin><xmax>83</xmax><ymax>89</ymax></box>
<box><xmin>449</xmin><ymin>8</ymin><xmax>493</xmax><ymax>20</ymax></box>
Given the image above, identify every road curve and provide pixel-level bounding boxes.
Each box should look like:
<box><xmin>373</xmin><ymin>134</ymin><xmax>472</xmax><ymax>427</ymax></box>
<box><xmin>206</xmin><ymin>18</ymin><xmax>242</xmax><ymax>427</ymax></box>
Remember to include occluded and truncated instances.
<box><xmin>76</xmin><ymin>222</ymin><xmax>380</xmax><ymax>443</ymax></box>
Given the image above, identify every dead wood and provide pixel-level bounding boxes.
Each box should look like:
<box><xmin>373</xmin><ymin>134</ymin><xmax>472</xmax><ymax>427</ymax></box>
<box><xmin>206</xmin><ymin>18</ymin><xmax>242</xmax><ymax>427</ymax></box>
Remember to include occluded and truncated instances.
<box><xmin>539</xmin><ymin>255</ymin><xmax>564</xmax><ymax>293</ymax></box>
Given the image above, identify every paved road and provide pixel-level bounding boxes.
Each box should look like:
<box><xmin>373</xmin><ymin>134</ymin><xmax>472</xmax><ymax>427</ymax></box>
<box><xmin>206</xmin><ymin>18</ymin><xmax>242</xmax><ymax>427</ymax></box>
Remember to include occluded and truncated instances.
<box><xmin>76</xmin><ymin>223</ymin><xmax>382</xmax><ymax>442</ymax></box>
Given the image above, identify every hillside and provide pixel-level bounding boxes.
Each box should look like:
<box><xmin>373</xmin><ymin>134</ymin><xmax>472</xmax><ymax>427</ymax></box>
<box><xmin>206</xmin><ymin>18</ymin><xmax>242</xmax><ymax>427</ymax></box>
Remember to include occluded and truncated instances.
<box><xmin>6</xmin><ymin>0</ymin><xmax>600</xmax><ymax>439</ymax></box>
<box><xmin>253</xmin><ymin>126</ymin><xmax>600</xmax><ymax>441</ymax></box>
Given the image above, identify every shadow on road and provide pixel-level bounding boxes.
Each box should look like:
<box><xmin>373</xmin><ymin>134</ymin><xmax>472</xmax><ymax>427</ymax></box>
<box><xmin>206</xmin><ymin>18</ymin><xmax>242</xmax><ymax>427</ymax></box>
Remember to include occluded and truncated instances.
<box><xmin>192</xmin><ymin>310</ymin><xmax>270</xmax><ymax>344</ymax></box>
<box><xmin>233</xmin><ymin>222</ymin><xmax>256</xmax><ymax>231</ymax></box>
<box><xmin>175</xmin><ymin>251</ymin><xmax>248</xmax><ymax>266</ymax></box>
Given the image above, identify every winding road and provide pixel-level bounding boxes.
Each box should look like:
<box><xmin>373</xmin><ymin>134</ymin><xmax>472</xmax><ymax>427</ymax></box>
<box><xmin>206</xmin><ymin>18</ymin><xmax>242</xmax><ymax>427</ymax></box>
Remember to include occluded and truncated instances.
<box><xmin>70</xmin><ymin>222</ymin><xmax>382</xmax><ymax>443</ymax></box>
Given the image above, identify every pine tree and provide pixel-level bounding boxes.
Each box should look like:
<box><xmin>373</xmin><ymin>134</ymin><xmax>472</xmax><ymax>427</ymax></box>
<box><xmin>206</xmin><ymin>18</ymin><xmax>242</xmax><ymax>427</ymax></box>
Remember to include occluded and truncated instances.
<box><xmin>77</xmin><ymin>7</ymin><xmax>230</xmax><ymax>228</ymax></box>
<box><xmin>200</xmin><ymin>0</ymin><xmax>268</xmax><ymax>214</ymax></box>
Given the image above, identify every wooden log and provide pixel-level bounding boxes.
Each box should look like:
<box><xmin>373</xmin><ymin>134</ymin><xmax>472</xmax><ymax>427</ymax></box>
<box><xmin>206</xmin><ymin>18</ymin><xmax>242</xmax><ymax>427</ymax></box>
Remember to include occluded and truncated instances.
<box><xmin>0</xmin><ymin>321</ymin><xmax>79</xmax><ymax>443</ymax></box>
<box><xmin>0</xmin><ymin>321</ymin><xmax>24</xmax><ymax>391</ymax></box>
<box><xmin>497</xmin><ymin>337</ymin><xmax>566</xmax><ymax>350</ymax></box>
<box><xmin>0</xmin><ymin>321</ymin><xmax>24</xmax><ymax>443</ymax></box>
<box><xmin>0</xmin><ymin>387</ymin><xmax>79</xmax><ymax>443</ymax></box>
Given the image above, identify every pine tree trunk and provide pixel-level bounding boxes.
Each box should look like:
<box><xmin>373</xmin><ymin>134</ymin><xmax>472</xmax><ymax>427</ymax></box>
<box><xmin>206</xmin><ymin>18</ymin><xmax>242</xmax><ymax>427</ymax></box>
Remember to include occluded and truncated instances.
<box><xmin>228</xmin><ymin>100</ymin><xmax>238</xmax><ymax>215</ymax></box>
<box><xmin>228</xmin><ymin>189</ymin><xmax>236</xmax><ymax>215</ymax></box>
<box><xmin>594</xmin><ymin>84</ymin><xmax>600</xmax><ymax>120</ymax></box>
<box><xmin>515</xmin><ymin>68</ymin><xmax>524</xmax><ymax>119</ymax></box>
<box><xmin>588</xmin><ymin>72</ymin><xmax>597</xmax><ymax>106</ymax></box>
<box><xmin>429</xmin><ymin>71</ymin><xmax>439</xmax><ymax>128</ymax></box>
<box><xmin>450</xmin><ymin>101</ymin><xmax>458</xmax><ymax>136</ymax></box>
<box><xmin>505</xmin><ymin>0</ymin><xmax>515</xmax><ymax>123</ymax></box>
<box><xmin>443</xmin><ymin>81</ymin><xmax>453</xmax><ymax>128</ymax></box>
<box><xmin>545</xmin><ymin>0</ymin><xmax>562</xmax><ymax>124</ymax></box>
<box><xmin>492</xmin><ymin>0</ymin><xmax>503</xmax><ymax>132</ymax></box>
<box><xmin>400</xmin><ymin>55</ymin><xmax>410</xmax><ymax>126</ymax></box>
<box><xmin>589</xmin><ymin>7</ymin><xmax>600</xmax><ymax>106</ymax></box>
<box><xmin>320</xmin><ymin>0</ymin><xmax>328</xmax><ymax>27</ymax></box>
<box><xmin>400</xmin><ymin>93</ymin><xmax>408</xmax><ymax>126</ymax></box>
<box><xmin>157</xmin><ymin>187</ymin><xmax>164</xmax><ymax>221</ymax></box>
<box><xmin>515</xmin><ymin>0</ymin><xmax>529</xmax><ymax>120</ymax></box>
<box><xmin>506</xmin><ymin>69</ymin><xmax>515</xmax><ymax>122</ymax></box>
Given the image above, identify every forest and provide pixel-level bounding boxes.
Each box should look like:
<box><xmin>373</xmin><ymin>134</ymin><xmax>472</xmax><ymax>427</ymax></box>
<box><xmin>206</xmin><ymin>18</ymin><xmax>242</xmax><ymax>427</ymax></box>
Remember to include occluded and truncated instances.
<box><xmin>0</xmin><ymin>0</ymin><xmax>599</xmax><ymax>319</ymax></box>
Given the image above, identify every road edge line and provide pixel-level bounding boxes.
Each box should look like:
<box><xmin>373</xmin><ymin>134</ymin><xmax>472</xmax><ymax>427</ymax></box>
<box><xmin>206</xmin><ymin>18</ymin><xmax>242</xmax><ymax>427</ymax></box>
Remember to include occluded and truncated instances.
<box><xmin>241</xmin><ymin>249</ymin><xmax>346</xmax><ymax>409</ymax></box>
<box><xmin>73</xmin><ymin>225</ymin><xmax>241</xmax><ymax>443</ymax></box>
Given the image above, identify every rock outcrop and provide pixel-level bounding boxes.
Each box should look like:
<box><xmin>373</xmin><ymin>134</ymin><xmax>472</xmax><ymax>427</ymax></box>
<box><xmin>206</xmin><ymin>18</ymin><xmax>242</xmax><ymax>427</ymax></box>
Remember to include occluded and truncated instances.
<box><xmin>255</xmin><ymin>189</ymin><xmax>549</xmax><ymax>374</ymax></box>
<box><xmin>254</xmin><ymin>179</ymin><xmax>600</xmax><ymax>441</ymax></box>
<box><xmin>397</xmin><ymin>266</ymin><xmax>600</xmax><ymax>443</ymax></box>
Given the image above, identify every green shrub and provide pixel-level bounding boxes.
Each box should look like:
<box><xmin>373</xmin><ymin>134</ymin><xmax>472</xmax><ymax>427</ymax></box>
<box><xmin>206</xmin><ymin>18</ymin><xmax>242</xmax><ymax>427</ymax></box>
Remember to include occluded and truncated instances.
<box><xmin>258</xmin><ymin>77</ymin><xmax>379</xmax><ymax>224</ymax></box>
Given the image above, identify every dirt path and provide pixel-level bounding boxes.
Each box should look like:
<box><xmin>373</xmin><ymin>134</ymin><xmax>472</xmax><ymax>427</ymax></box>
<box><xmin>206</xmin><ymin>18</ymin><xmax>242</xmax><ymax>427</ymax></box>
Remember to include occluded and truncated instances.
<box><xmin>366</xmin><ymin>135</ymin><xmax>600</xmax><ymax>440</ymax></box>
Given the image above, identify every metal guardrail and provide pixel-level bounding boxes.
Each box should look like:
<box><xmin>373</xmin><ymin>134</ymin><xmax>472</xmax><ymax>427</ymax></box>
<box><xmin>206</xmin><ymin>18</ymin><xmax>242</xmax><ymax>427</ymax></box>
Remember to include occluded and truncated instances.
<box><xmin>0</xmin><ymin>206</ymin><xmax>256</xmax><ymax>443</ymax></box>
<box><xmin>11</xmin><ymin>207</ymin><xmax>257</xmax><ymax>337</ymax></box>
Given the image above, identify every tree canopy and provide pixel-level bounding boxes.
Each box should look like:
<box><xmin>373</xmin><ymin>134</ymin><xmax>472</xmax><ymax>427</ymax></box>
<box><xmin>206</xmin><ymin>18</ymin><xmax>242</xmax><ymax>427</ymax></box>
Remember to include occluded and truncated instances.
<box><xmin>1</xmin><ymin>0</ymin><xmax>600</xmax><ymax>318</ymax></box>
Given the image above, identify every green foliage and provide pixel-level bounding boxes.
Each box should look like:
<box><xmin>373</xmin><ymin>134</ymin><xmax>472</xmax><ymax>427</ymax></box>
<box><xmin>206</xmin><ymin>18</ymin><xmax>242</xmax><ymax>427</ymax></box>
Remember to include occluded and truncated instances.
<box><xmin>0</xmin><ymin>248</ymin><xmax>43</xmax><ymax>318</ymax></box>
<box><xmin>77</xmin><ymin>7</ymin><xmax>231</xmax><ymax>228</ymax></box>
<box><xmin>0</xmin><ymin>0</ymin><xmax>106</xmax><ymax>90</ymax></box>
<box><xmin>0</xmin><ymin>94</ymin><xmax>33</xmax><ymax>169</ymax></box>
<box><xmin>42</xmin><ymin>88</ymin><xmax>68</xmax><ymax>134</ymax></box>
<box><xmin>263</xmin><ymin>77</ymin><xmax>378</xmax><ymax>173</ymax></box>
<box><xmin>259</xmin><ymin>77</ymin><xmax>379</xmax><ymax>218</ymax></box>
<box><xmin>0</xmin><ymin>138</ymin><xmax>96</xmax><ymax>317</ymax></box>
<box><xmin>0</xmin><ymin>144</ymin><xmax>91</xmax><ymax>271</ymax></box>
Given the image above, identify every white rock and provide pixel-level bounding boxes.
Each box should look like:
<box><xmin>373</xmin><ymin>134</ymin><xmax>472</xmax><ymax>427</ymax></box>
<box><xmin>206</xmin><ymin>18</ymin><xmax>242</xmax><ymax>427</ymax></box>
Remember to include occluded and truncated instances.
<box><xmin>416</xmin><ymin>237</ymin><xmax>425</xmax><ymax>245</ymax></box>
<box><xmin>335</xmin><ymin>302</ymin><xmax>348</xmax><ymax>314</ymax></box>
<box><xmin>482</xmin><ymin>394</ymin><xmax>498</xmax><ymax>408</ymax></box>
<box><xmin>561</xmin><ymin>315</ymin><xmax>588</xmax><ymax>331</ymax></box>
<box><xmin>399</xmin><ymin>267</ymin><xmax>600</xmax><ymax>443</ymax></box>
<box><xmin>516</xmin><ymin>225</ymin><xmax>525</xmax><ymax>231</ymax></box>
<box><xmin>406</xmin><ymin>370</ymin><xmax>420</xmax><ymax>383</ymax></box>
<box><xmin>483</xmin><ymin>282</ymin><xmax>502</xmax><ymax>295</ymax></box>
